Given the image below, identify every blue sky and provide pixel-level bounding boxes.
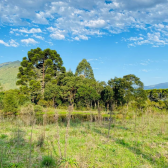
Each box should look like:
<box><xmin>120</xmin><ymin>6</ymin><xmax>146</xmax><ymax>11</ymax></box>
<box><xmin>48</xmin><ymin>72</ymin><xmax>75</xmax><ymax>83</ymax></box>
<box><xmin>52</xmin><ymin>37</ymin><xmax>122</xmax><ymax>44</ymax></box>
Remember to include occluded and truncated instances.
<box><xmin>1</xmin><ymin>0</ymin><xmax>168</xmax><ymax>86</ymax></box>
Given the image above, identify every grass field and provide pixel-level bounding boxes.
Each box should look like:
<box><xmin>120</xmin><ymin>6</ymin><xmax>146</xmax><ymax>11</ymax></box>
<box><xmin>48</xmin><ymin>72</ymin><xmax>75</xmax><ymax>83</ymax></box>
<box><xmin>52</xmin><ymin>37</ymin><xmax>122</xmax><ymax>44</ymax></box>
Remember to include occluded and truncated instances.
<box><xmin>0</xmin><ymin>112</ymin><xmax>168</xmax><ymax>167</ymax></box>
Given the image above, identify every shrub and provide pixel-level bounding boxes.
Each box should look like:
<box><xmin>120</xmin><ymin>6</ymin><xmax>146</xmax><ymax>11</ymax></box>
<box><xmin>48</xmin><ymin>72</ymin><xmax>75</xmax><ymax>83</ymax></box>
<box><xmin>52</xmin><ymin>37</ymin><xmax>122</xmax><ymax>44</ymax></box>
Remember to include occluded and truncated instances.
<box><xmin>38</xmin><ymin>99</ymin><xmax>48</xmax><ymax>108</ymax></box>
<box><xmin>34</xmin><ymin>105</ymin><xmax>43</xmax><ymax>114</ymax></box>
<box><xmin>3</xmin><ymin>90</ymin><xmax>18</xmax><ymax>113</ymax></box>
<box><xmin>41</xmin><ymin>156</ymin><xmax>56</xmax><ymax>167</ymax></box>
<box><xmin>0</xmin><ymin>91</ymin><xmax>4</xmax><ymax>110</ymax></box>
<box><xmin>0</xmin><ymin>134</ymin><xmax>8</xmax><ymax>139</ymax></box>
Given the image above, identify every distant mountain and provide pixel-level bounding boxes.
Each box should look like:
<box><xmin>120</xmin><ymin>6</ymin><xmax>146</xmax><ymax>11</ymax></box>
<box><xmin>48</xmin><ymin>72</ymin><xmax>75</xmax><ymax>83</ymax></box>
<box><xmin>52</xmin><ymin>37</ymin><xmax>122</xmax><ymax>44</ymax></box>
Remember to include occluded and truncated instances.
<box><xmin>0</xmin><ymin>61</ymin><xmax>20</xmax><ymax>90</ymax></box>
<box><xmin>144</xmin><ymin>82</ymin><xmax>168</xmax><ymax>90</ymax></box>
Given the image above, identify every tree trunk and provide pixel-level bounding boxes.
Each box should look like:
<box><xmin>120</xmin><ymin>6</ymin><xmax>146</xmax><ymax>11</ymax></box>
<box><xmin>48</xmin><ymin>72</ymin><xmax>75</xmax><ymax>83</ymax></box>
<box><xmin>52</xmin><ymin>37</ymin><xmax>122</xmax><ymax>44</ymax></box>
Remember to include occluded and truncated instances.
<box><xmin>98</xmin><ymin>100</ymin><xmax>99</xmax><ymax>108</ymax></box>
<box><xmin>95</xmin><ymin>101</ymin><xmax>96</xmax><ymax>109</ymax></box>
<box><xmin>90</xmin><ymin>101</ymin><xmax>92</xmax><ymax>109</ymax></box>
<box><xmin>107</xmin><ymin>103</ymin><xmax>109</xmax><ymax>112</ymax></box>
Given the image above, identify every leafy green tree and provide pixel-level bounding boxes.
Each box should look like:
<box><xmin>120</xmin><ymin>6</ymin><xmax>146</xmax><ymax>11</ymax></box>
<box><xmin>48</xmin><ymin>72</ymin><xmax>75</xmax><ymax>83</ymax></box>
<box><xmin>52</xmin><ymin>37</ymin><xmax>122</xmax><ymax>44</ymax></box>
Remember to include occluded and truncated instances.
<box><xmin>3</xmin><ymin>90</ymin><xmax>18</xmax><ymax>113</ymax></box>
<box><xmin>162</xmin><ymin>89</ymin><xmax>168</xmax><ymax>99</ymax></box>
<box><xmin>95</xmin><ymin>81</ymin><xmax>105</xmax><ymax>108</ymax></box>
<box><xmin>108</xmin><ymin>77</ymin><xmax>126</xmax><ymax>106</ymax></box>
<box><xmin>44</xmin><ymin>82</ymin><xmax>60</xmax><ymax>107</ymax></box>
<box><xmin>17</xmin><ymin>47</ymin><xmax>65</xmax><ymax>96</ymax></box>
<box><xmin>29</xmin><ymin>80</ymin><xmax>41</xmax><ymax>103</ymax></box>
<box><xmin>101</xmin><ymin>85</ymin><xmax>114</xmax><ymax>111</ymax></box>
<box><xmin>123</xmin><ymin>74</ymin><xmax>143</xmax><ymax>108</ymax></box>
<box><xmin>134</xmin><ymin>88</ymin><xmax>147</xmax><ymax>109</ymax></box>
<box><xmin>0</xmin><ymin>83</ymin><xmax>3</xmax><ymax>109</ymax></box>
<box><xmin>108</xmin><ymin>74</ymin><xmax>144</xmax><ymax>107</ymax></box>
<box><xmin>60</xmin><ymin>76</ymin><xmax>83</xmax><ymax>106</ymax></box>
<box><xmin>75</xmin><ymin>59</ymin><xmax>94</xmax><ymax>79</ymax></box>
<box><xmin>76</xmin><ymin>83</ymin><xmax>98</xmax><ymax>109</ymax></box>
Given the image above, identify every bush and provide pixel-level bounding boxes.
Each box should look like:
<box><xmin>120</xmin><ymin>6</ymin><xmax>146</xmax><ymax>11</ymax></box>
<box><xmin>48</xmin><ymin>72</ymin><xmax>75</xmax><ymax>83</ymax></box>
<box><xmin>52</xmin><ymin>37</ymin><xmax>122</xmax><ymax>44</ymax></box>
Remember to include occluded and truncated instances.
<box><xmin>38</xmin><ymin>99</ymin><xmax>48</xmax><ymax>108</ymax></box>
<box><xmin>34</xmin><ymin>105</ymin><xmax>43</xmax><ymax>114</ymax></box>
<box><xmin>0</xmin><ymin>92</ymin><xmax>4</xmax><ymax>110</ymax></box>
<box><xmin>3</xmin><ymin>90</ymin><xmax>18</xmax><ymax>113</ymax></box>
<box><xmin>41</xmin><ymin>156</ymin><xmax>56</xmax><ymax>167</ymax></box>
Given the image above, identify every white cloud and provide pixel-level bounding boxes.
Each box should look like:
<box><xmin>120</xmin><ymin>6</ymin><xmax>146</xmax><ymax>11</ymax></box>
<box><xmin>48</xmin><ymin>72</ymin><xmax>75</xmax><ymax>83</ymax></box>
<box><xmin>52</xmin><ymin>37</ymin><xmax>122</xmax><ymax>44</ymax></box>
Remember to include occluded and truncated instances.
<box><xmin>50</xmin><ymin>33</ymin><xmax>65</xmax><ymax>40</ymax></box>
<box><xmin>33</xmin><ymin>34</ymin><xmax>44</xmax><ymax>40</ymax></box>
<box><xmin>74</xmin><ymin>35</ymin><xmax>88</xmax><ymax>41</ymax></box>
<box><xmin>0</xmin><ymin>39</ymin><xmax>19</xmax><ymax>47</ymax></box>
<box><xmin>129</xmin><ymin>37</ymin><xmax>144</xmax><ymax>41</ymax></box>
<box><xmin>1</xmin><ymin>0</ymin><xmax>168</xmax><ymax>44</ymax></box>
<box><xmin>0</xmin><ymin>40</ymin><xmax>9</xmax><ymax>47</ymax></box>
<box><xmin>47</xmin><ymin>27</ymin><xmax>66</xmax><ymax>40</ymax></box>
<box><xmin>21</xmin><ymin>38</ymin><xmax>38</xmax><ymax>45</ymax></box>
<box><xmin>9</xmin><ymin>39</ymin><xmax>19</xmax><ymax>47</ymax></box>
<box><xmin>83</xmin><ymin>20</ymin><xmax>106</xmax><ymax>28</ymax></box>
<box><xmin>87</xmin><ymin>59</ymin><xmax>98</xmax><ymax>62</ymax></box>
<box><xmin>142</xmin><ymin>69</ymin><xmax>149</xmax><ymax>72</ymax></box>
<box><xmin>11</xmin><ymin>28</ymin><xmax>42</xmax><ymax>34</ymax></box>
<box><xmin>128</xmin><ymin>32</ymin><xmax>168</xmax><ymax>47</ymax></box>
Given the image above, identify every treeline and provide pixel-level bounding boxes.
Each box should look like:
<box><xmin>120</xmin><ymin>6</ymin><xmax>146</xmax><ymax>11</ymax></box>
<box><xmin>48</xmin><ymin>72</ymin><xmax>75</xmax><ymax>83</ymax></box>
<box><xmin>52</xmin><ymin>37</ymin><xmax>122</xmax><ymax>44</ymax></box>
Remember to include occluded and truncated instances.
<box><xmin>146</xmin><ymin>89</ymin><xmax>168</xmax><ymax>101</ymax></box>
<box><xmin>0</xmin><ymin>47</ymin><xmax>167</xmax><ymax>114</ymax></box>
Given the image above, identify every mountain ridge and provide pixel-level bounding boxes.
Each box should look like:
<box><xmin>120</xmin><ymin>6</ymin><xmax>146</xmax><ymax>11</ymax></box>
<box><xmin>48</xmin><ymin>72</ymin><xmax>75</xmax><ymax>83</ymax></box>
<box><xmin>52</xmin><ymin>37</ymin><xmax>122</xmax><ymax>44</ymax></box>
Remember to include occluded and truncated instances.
<box><xmin>144</xmin><ymin>82</ymin><xmax>168</xmax><ymax>90</ymax></box>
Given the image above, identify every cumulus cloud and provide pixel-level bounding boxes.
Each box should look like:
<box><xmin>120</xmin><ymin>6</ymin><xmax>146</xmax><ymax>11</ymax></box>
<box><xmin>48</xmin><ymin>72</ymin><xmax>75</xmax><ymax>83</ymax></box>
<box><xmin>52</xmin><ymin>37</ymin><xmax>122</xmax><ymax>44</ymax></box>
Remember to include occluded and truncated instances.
<box><xmin>47</xmin><ymin>27</ymin><xmax>66</xmax><ymax>40</ymax></box>
<box><xmin>10</xmin><ymin>28</ymin><xmax>42</xmax><ymax>34</ymax></box>
<box><xmin>83</xmin><ymin>20</ymin><xmax>106</xmax><ymax>28</ymax></box>
<box><xmin>0</xmin><ymin>39</ymin><xmax>19</xmax><ymax>47</ymax></box>
<box><xmin>21</xmin><ymin>38</ymin><xmax>38</xmax><ymax>45</ymax></box>
<box><xmin>50</xmin><ymin>33</ymin><xmax>65</xmax><ymax>40</ymax></box>
<box><xmin>1</xmin><ymin>0</ymin><xmax>168</xmax><ymax>45</ymax></box>
<box><xmin>33</xmin><ymin>34</ymin><xmax>44</xmax><ymax>40</ymax></box>
<box><xmin>128</xmin><ymin>32</ymin><xmax>168</xmax><ymax>47</ymax></box>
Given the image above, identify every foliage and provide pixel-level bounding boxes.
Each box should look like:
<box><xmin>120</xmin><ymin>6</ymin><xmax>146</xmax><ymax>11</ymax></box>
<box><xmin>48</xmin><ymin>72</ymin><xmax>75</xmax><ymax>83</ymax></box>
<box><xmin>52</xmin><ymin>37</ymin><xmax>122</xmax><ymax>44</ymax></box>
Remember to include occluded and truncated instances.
<box><xmin>0</xmin><ymin>91</ymin><xmax>4</xmax><ymax>110</ymax></box>
<box><xmin>16</xmin><ymin>47</ymin><xmax>65</xmax><ymax>100</ymax></box>
<box><xmin>108</xmin><ymin>74</ymin><xmax>145</xmax><ymax>108</ymax></box>
<box><xmin>44</xmin><ymin>82</ymin><xmax>60</xmax><ymax>107</ymax></box>
<box><xmin>41</xmin><ymin>156</ymin><xmax>56</xmax><ymax>167</ymax></box>
<box><xmin>3</xmin><ymin>90</ymin><xmax>18</xmax><ymax>113</ymax></box>
<box><xmin>75</xmin><ymin>59</ymin><xmax>94</xmax><ymax>79</ymax></box>
<box><xmin>34</xmin><ymin>105</ymin><xmax>43</xmax><ymax>114</ymax></box>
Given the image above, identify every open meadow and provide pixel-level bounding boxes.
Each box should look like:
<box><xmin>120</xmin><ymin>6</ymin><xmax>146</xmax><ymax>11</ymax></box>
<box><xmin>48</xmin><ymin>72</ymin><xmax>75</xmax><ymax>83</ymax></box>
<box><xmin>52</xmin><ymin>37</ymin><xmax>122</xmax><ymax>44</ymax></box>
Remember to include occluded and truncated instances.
<box><xmin>0</xmin><ymin>110</ymin><xmax>168</xmax><ymax>168</ymax></box>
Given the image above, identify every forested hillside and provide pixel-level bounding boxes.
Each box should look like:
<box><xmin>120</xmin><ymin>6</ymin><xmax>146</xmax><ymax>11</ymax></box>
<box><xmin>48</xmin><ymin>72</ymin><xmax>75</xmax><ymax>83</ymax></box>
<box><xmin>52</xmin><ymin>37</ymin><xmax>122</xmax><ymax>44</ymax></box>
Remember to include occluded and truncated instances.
<box><xmin>0</xmin><ymin>61</ymin><xmax>20</xmax><ymax>90</ymax></box>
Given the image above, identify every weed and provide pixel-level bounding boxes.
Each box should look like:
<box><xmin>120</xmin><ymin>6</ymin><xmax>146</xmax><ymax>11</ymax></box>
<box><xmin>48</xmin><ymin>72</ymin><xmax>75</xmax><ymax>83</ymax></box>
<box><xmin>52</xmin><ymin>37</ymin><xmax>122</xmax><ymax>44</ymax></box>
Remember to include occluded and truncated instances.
<box><xmin>0</xmin><ymin>134</ymin><xmax>8</xmax><ymax>139</ymax></box>
<box><xmin>41</xmin><ymin>155</ymin><xmax>56</xmax><ymax>167</ymax></box>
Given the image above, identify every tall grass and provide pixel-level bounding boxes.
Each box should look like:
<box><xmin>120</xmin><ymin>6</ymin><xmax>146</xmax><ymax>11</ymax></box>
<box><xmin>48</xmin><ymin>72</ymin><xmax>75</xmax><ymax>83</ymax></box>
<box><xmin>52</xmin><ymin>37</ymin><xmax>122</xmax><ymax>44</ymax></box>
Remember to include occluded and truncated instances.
<box><xmin>0</xmin><ymin>110</ymin><xmax>168</xmax><ymax>167</ymax></box>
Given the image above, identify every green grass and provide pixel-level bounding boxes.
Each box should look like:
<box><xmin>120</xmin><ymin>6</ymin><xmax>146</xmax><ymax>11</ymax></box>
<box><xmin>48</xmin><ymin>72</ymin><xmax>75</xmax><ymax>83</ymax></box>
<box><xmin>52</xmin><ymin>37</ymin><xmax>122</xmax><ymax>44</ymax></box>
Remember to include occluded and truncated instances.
<box><xmin>0</xmin><ymin>61</ymin><xmax>20</xmax><ymax>90</ymax></box>
<box><xmin>0</xmin><ymin>113</ymin><xmax>168</xmax><ymax>167</ymax></box>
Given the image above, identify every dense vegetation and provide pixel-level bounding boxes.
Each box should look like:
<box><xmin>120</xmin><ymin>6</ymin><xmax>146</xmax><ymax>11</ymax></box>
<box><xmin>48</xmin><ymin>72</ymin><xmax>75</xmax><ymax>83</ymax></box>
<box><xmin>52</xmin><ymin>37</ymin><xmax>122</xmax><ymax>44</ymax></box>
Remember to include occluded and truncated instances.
<box><xmin>0</xmin><ymin>47</ymin><xmax>168</xmax><ymax>167</ymax></box>
<box><xmin>0</xmin><ymin>48</ymin><xmax>148</xmax><ymax>112</ymax></box>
